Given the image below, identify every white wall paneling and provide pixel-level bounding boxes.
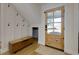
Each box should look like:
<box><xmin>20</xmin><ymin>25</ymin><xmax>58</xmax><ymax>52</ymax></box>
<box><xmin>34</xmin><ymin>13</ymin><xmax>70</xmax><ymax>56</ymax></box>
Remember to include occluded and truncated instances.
<box><xmin>1</xmin><ymin>3</ymin><xmax>29</xmax><ymax>53</ymax></box>
<box><xmin>0</xmin><ymin>4</ymin><xmax>1</xmax><ymax>53</ymax></box>
<box><xmin>64</xmin><ymin>4</ymin><xmax>78</xmax><ymax>54</ymax></box>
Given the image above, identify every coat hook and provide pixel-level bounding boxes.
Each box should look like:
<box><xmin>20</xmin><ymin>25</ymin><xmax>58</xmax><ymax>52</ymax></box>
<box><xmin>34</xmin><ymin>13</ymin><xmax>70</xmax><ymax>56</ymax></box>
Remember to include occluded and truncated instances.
<box><xmin>8</xmin><ymin>24</ymin><xmax>10</xmax><ymax>26</ymax></box>
<box><xmin>16</xmin><ymin>24</ymin><xmax>18</xmax><ymax>27</ymax></box>
<box><xmin>22</xmin><ymin>19</ymin><xmax>25</xmax><ymax>22</ymax></box>
<box><xmin>23</xmin><ymin>24</ymin><xmax>24</xmax><ymax>26</ymax></box>
<box><xmin>8</xmin><ymin>4</ymin><xmax>10</xmax><ymax>7</ymax></box>
<box><xmin>17</xmin><ymin>13</ymin><xmax>18</xmax><ymax>16</ymax></box>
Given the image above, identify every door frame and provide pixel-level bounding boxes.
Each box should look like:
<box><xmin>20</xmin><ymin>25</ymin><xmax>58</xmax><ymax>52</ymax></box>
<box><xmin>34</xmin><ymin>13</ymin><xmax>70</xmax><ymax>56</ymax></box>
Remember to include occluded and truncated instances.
<box><xmin>32</xmin><ymin>27</ymin><xmax>38</xmax><ymax>40</ymax></box>
<box><xmin>44</xmin><ymin>6</ymin><xmax>65</xmax><ymax>51</ymax></box>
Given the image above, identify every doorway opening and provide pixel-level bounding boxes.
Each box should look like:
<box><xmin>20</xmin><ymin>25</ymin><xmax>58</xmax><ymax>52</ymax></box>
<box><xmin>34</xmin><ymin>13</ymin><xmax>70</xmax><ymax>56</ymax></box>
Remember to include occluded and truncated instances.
<box><xmin>44</xmin><ymin>6</ymin><xmax>64</xmax><ymax>51</ymax></box>
<box><xmin>32</xmin><ymin>27</ymin><xmax>38</xmax><ymax>41</ymax></box>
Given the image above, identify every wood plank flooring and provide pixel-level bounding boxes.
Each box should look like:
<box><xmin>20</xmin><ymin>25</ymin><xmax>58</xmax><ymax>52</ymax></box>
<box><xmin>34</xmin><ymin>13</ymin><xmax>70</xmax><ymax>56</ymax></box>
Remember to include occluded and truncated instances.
<box><xmin>2</xmin><ymin>39</ymin><xmax>66</xmax><ymax>55</ymax></box>
<box><xmin>2</xmin><ymin>39</ymin><xmax>39</xmax><ymax>55</ymax></box>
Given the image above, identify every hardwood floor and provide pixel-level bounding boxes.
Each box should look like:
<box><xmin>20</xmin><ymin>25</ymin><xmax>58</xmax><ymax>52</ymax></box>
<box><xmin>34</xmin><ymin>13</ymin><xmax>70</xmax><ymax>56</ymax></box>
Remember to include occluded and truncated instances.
<box><xmin>2</xmin><ymin>39</ymin><xmax>66</xmax><ymax>55</ymax></box>
<box><xmin>2</xmin><ymin>39</ymin><xmax>39</xmax><ymax>55</ymax></box>
<box><xmin>35</xmin><ymin>45</ymin><xmax>65</xmax><ymax>55</ymax></box>
<box><xmin>15</xmin><ymin>39</ymin><xmax>38</xmax><ymax>55</ymax></box>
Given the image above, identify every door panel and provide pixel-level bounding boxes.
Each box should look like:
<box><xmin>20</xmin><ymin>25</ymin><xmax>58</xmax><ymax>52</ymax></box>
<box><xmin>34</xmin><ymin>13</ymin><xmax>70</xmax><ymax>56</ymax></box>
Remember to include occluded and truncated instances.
<box><xmin>45</xmin><ymin>6</ymin><xmax>64</xmax><ymax>50</ymax></box>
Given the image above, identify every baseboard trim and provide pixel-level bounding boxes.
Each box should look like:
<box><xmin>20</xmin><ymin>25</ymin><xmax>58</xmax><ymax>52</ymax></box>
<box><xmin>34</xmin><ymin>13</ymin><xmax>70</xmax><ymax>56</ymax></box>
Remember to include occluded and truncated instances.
<box><xmin>45</xmin><ymin>45</ymin><xmax>64</xmax><ymax>52</ymax></box>
<box><xmin>64</xmin><ymin>52</ymin><xmax>71</xmax><ymax>55</ymax></box>
<box><xmin>1</xmin><ymin>50</ymin><xmax>10</xmax><ymax>55</ymax></box>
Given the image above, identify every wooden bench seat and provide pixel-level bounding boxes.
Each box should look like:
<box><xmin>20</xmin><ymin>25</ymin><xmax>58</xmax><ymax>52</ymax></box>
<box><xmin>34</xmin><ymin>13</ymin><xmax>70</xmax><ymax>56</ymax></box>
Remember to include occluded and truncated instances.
<box><xmin>9</xmin><ymin>36</ymin><xmax>34</xmax><ymax>54</ymax></box>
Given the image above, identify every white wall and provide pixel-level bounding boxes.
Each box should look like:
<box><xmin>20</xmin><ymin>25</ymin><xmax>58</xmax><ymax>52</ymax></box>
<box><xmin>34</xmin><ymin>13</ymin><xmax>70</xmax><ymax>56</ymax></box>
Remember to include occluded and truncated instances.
<box><xmin>78</xmin><ymin>4</ymin><xmax>79</xmax><ymax>32</ymax></box>
<box><xmin>78</xmin><ymin>4</ymin><xmax>79</xmax><ymax>52</ymax></box>
<box><xmin>0</xmin><ymin>4</ymin><xmax>1</xmax><ymax>41</ymax></box>
<box><xmin>13</xmin><ymin>4</ymin><xmax>43</xmax><ymax>44</ymax></box>
<box><xmin>13</xmin><ymin>4</ymin><xmax>42</xmax><ymax>42</ymax></box>
<box><xmin>40</xmin><ymin>3</ymin><xmax>78</xmax><ymax>54</ymax></box>
<box><xmin>74</xmin><ymin>3</ymin><xmax>79</xmax><ymax>54</ymax></box>
<box><xmin>13</xmin><ymin>3</ymin><xmax>41</xmax><ymax>26</ymax></box>
<box><xmin>41</xmin><ymin>3</ymin><xmax>65</xmax><ymax>11</ymax></box>
<box><xmin>0</xmin><ymin>4</ymin><xmax>1</xmax><ymax>53</ymax></box>
<box><xmin>64</xmin><ymin>4</ymin><xmax>78</xmax><ymax>54</ymax></box>
<box><xmin>38</xmin><ymin>13</ymin><xmax>45</xmax><ymax>45</ymax></box>
<box><xmin>1</xmin><ymin>4</ymin><xmax>29</xmax><ymax>53</ymax></box>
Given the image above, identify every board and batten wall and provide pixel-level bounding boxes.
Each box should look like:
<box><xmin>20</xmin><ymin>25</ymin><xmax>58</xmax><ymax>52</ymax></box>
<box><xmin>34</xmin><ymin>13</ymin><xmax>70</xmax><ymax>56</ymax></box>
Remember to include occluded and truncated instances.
<box><xmin>40</xmin><ymin>3</ymin><xmax>79</xmax><ymax>54</ymax></box>
<box><xmin>0</xmin><ymin>4</ymin><xmax>1</xmax><ymax>54</ymax></box>
<box><xmin>64</xmin><ymin>4</ymin><xmax>78</xmax><ymax>54</ymax></box>
<box><xmin>78</xmin><ymin>4</ymin><xmax>79</xmax><ymax>53</ymax></box>
<box><xmin>0</xmin><ymin>4</ymin><xmax>29</xmax><ymax>54</ymax></box>
<box><xmin>78</xmin><ymin>4</ymin><xmax>79</xmax><ymax>33</ymax></box>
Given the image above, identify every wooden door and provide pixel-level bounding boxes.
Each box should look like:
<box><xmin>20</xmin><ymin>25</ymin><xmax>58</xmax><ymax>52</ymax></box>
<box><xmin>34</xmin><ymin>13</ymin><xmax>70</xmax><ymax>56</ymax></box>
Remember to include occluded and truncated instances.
<box><xmin>45</xmin><ymin>6</ymin><xmax>64</xmax><ymax>50</ymax></box>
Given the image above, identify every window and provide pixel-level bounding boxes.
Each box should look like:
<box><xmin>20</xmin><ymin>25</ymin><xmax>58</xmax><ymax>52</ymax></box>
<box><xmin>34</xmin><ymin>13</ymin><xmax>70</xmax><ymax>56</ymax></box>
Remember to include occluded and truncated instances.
<box><xmin>47</xmin><ymin>10</ymin><xmax>62</xmax><ymax>35</ymax></box>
